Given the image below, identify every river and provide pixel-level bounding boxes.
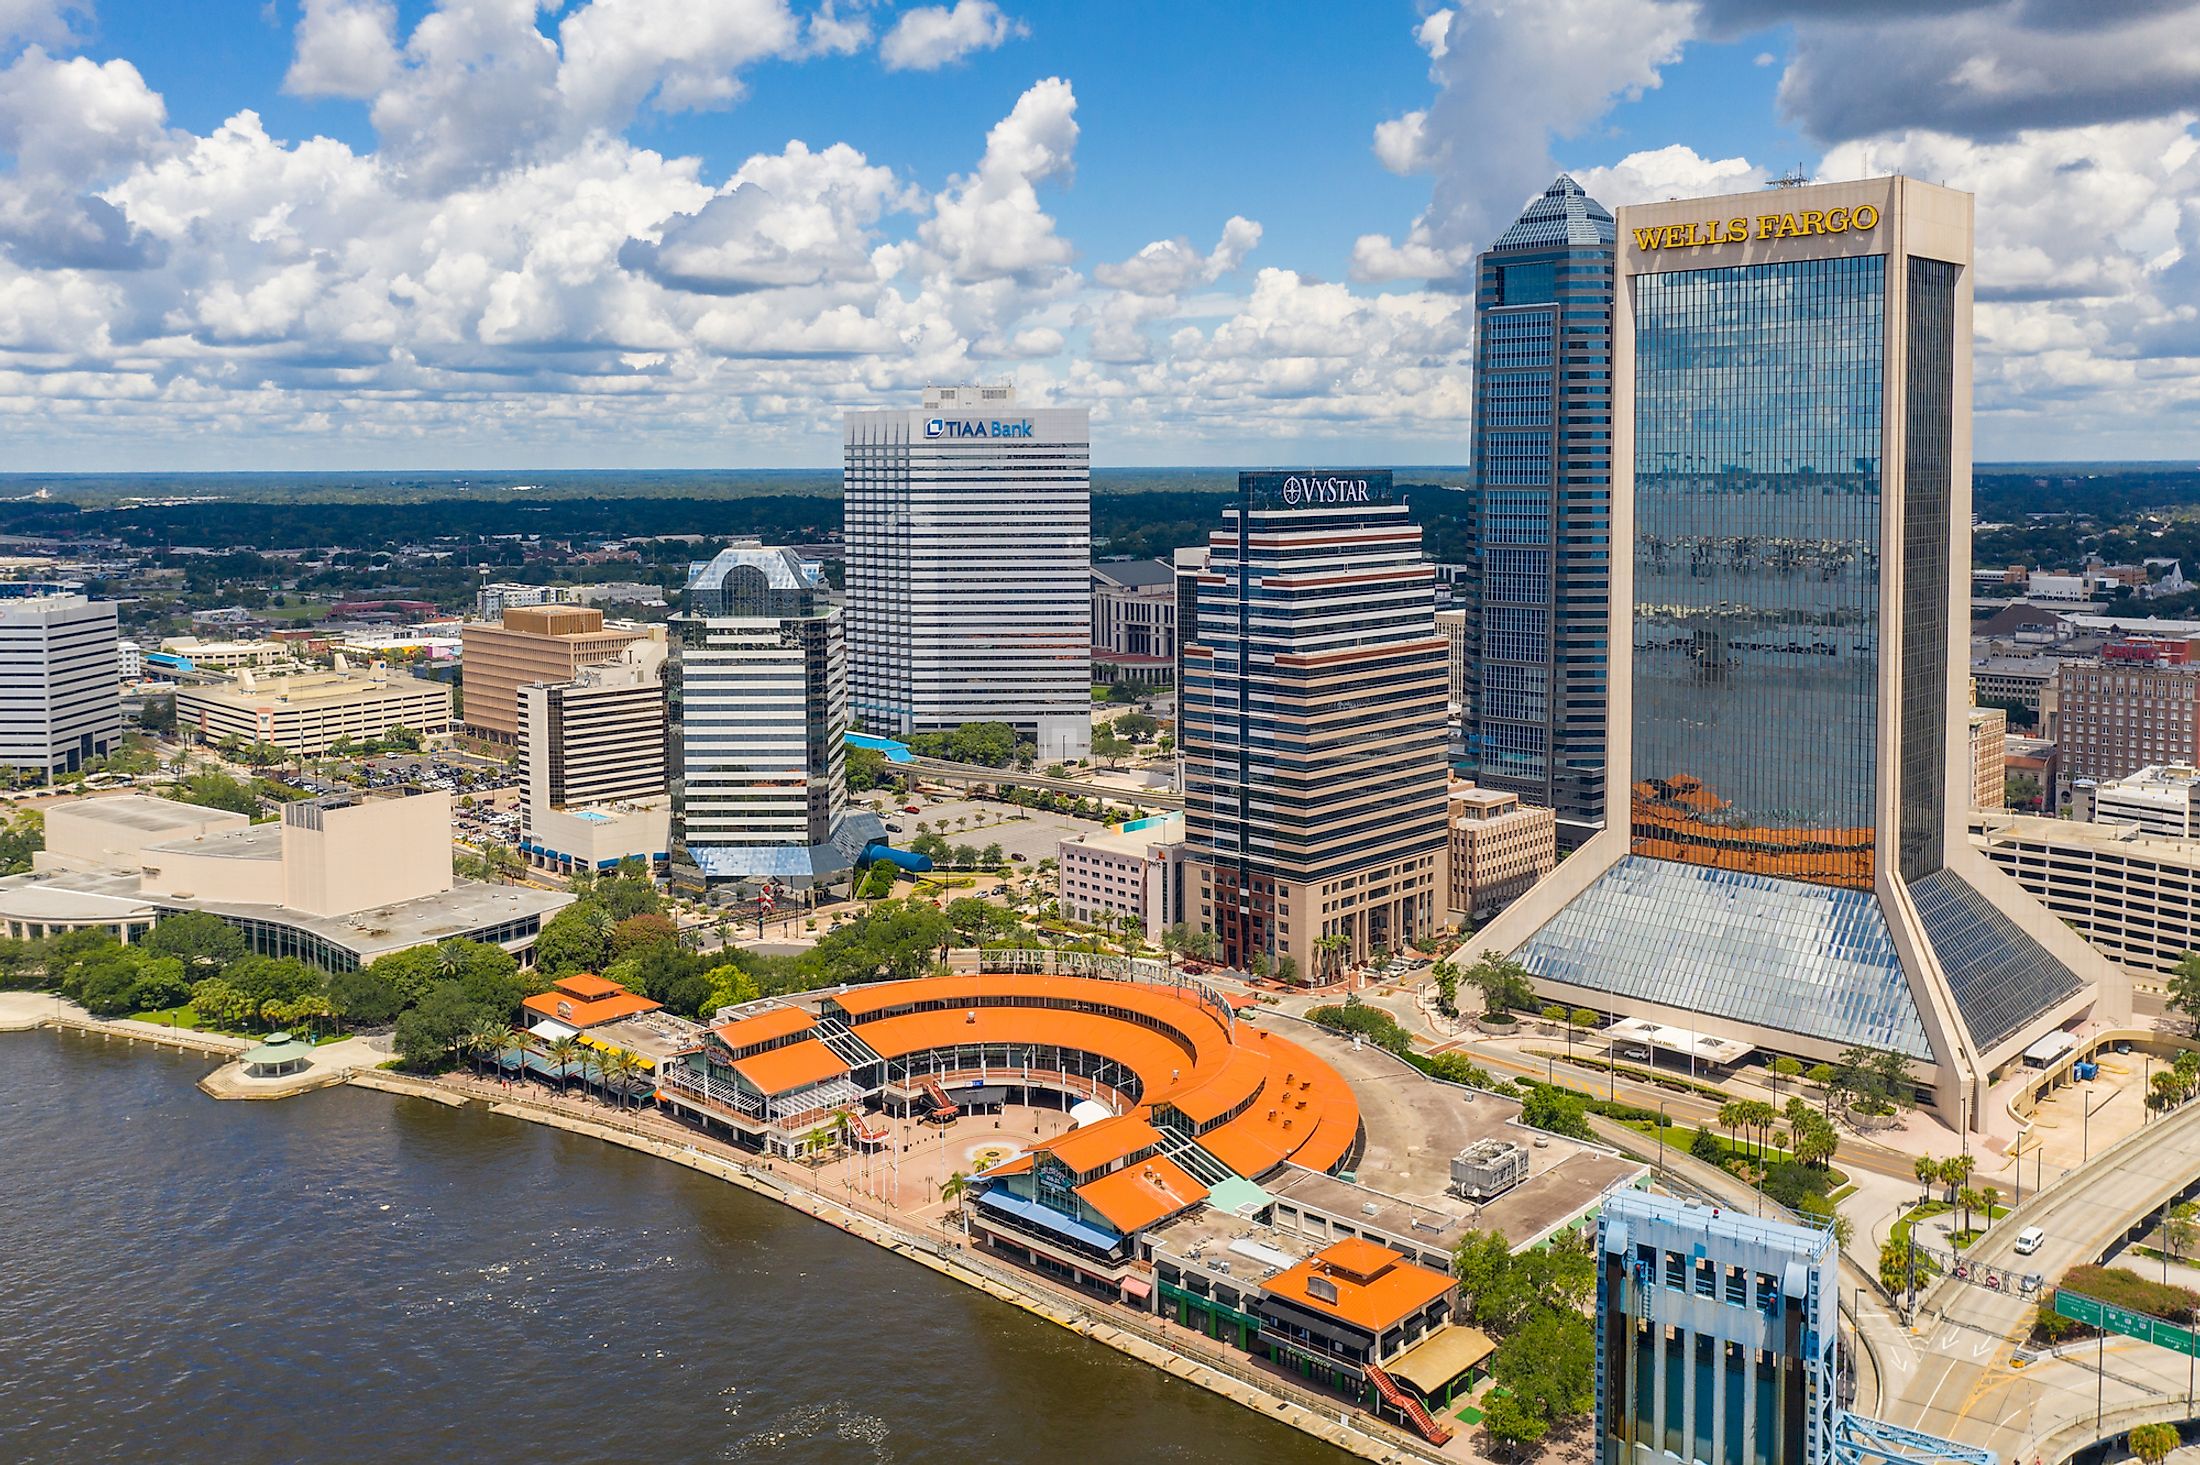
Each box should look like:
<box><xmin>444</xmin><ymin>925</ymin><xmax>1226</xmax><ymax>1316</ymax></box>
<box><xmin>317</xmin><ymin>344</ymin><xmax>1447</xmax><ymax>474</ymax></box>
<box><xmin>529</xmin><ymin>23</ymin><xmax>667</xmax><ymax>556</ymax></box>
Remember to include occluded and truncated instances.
<box><xmin>0</xmin><ymin>1032</ymin><xmax>1349</xmax><ymax>1465</ymax></box>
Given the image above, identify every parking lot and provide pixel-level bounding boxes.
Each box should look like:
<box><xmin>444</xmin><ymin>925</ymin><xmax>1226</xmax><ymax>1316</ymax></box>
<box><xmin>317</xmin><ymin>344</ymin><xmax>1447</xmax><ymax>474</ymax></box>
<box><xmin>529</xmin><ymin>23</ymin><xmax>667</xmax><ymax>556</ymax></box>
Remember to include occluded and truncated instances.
<box><xmin>858</xmin><ymin>791</ymin><xmax>1105</xmax><ymax>864</ymax></box>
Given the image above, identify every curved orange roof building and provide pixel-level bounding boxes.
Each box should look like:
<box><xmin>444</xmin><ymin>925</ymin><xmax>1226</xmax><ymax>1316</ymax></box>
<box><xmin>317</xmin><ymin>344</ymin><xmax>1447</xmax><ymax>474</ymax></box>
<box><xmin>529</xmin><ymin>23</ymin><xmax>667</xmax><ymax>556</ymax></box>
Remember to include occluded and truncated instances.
<box><xmin>661</xmin><ymin>970</ymin><xmax>1363</xmax><ymax>1188</ymax></box>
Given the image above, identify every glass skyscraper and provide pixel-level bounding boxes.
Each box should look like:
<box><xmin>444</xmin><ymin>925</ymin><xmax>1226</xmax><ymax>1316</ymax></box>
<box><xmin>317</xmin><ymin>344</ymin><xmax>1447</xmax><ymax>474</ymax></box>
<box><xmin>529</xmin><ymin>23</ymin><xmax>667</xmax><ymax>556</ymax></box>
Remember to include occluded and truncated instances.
<box><xmin>1465</xmin><ymin>176</ymin><xmax>1615</xmax><ymax>847</ymax></box>
<box><xmin>669</xmin><ymin>542</ymin><xmax>880</xmax><ymax>892</ymax></box>
<box><xmin>1464</xmin><ymin>179</ymin><xmax>2123</xmax><ymax>1127</ymax></box>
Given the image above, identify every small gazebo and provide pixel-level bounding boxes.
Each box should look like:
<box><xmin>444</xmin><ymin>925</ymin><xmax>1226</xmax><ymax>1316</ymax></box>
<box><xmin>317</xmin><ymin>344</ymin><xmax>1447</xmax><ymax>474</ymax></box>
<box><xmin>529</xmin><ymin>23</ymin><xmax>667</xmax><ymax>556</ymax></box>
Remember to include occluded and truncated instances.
<box><xmin>240</xmin><ymin>1032</ymin><xmax>313</xmax><ymax>1078</ymax></box>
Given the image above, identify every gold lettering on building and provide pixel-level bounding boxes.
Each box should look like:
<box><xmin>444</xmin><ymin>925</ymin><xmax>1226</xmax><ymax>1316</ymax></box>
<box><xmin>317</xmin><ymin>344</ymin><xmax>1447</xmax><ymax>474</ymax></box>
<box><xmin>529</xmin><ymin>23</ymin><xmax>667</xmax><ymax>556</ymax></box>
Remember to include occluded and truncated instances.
<box><xmin>1634</xmin><ymin>201</ymin><xmax>1882</xmax><ymax>253</ymax></box>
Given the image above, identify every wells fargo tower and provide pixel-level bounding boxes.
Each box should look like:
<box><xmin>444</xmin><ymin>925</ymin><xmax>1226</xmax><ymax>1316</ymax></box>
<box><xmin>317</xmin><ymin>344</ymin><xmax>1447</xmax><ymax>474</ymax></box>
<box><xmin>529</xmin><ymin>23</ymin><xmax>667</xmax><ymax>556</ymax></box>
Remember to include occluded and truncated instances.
<box><xmin>1463</xmin><ymin>178</ymin><xmax>2123</xmax><ymax>1127</ymax></box>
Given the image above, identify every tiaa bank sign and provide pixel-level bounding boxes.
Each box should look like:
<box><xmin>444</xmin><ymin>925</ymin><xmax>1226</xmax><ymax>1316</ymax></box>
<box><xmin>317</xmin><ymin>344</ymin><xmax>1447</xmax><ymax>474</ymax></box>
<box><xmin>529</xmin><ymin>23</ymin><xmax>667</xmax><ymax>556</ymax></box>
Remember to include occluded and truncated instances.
<box><xmin>924</xmin><ymin>417</ymin><xmax>1035</xmax><ymax>439</ymax></box>
<box><xmin>1242</xmin><ymin>468</ymin><xmax>1395</xmax><ymax>509</ymax></box>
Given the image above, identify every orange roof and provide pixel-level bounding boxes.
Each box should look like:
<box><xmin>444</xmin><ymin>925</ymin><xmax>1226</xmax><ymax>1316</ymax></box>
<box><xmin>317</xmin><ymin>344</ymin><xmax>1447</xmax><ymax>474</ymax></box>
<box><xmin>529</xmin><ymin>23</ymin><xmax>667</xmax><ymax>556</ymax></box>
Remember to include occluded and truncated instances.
<box><xmin>1169</xmin><ymin>1046</ymin><xmax>1269</xmax><ymax>1126</ymax></box>
<box><xmin>711</xmin><ymin>1006</ymin><xmax>813</xmax><ymax>1052</ymax></box>
<box><xmin>522</xmin><ymin>987</ymin><xmax>660</xmax><ymax>1027</ymax></box>
<box><xmin>1262</xmin><ymin>1243</ymin><xmax>1456</xmax><ymax>1334</ymax></box>
<box><xmin>1036</xmin><ymin>1114</ymin><xmax>1163</xmax><ymax>1177</ymax></box>
<box><xmin>553</xmin><ymin>972</ymin><xmax>624</xmax><ymax>998</ymax></box>
<box><xmin>732</xmin><ymin>1039</ymin><xmax>850</xmax><ymax>1096</ymax></box>
<box><xmin>833</xmin><ymin>975</ymin><xmax>1360</xmax><ymax>1183</ymax></box>
<box><xmin>1197</xmin><ymin>1027</ymin><xmax>1360</xmax><ymax>1178</ymax></box>
<box><xmin>1319</xmin><ymin>1235</ymin><xmax>1404</xmax><ymax>1280</ymax></box>
<box><xmin>1075</xmin><ymin>1156</ymin><xmax>1208</xmax><ymax>1233</ymax></box>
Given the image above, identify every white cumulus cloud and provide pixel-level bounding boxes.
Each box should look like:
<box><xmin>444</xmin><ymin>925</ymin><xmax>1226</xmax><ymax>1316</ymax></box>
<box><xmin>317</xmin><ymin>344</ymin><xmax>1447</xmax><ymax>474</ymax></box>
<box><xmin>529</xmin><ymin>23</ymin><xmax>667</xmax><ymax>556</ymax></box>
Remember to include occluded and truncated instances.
<box><xmin>879</xmin><ymin>0</ymin><xmax>1025</xmax><ymax>72</ymax></box>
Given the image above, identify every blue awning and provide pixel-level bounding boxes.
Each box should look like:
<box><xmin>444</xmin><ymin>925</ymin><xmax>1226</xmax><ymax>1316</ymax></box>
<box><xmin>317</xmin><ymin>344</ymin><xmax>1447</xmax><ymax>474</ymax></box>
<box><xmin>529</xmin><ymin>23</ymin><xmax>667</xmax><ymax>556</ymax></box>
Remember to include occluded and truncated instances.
<box><xmin>975</xmin><ymin>1188</ymin><xmax>1123</xmax><ymax>1252</ymax></box>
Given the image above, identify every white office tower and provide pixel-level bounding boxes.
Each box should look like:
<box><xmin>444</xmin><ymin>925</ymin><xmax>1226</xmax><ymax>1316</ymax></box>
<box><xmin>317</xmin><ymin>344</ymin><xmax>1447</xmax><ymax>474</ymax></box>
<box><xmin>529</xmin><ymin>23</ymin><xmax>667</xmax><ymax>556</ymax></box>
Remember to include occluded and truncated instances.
<box><xmin>669</xmin><ymin>543</ymin><xmax>881</xmax><ymax>892</ymax></box>
<box><xmin>844</xmin><ymin>385</ymin><xmax>1092</xmax><ymax>762</ymax></box>
<box><xmin>0</xmin><ymin>593</ymin><xmax>121</xmax><ymax>776</ymax></box>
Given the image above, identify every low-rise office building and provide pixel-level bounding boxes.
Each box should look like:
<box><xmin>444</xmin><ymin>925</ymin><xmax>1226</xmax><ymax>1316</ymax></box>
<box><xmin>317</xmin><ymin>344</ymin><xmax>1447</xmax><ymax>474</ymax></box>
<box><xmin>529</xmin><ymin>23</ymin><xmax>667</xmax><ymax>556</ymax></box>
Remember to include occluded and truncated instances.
<box><xmin>1092</xmin><ymin>558</ymin><xmax>1177</xmax><ymax>687</ymax></box>
<box><xmin>1969</xmin><ymin>706</ymin><xmax>2007</xmax><ymax>809</ymax></box>
<box><xmin>156</xmin><ymin>637</ymin><xmax>294</xmax><ymax>671</ymax></box>
<box><xmin>177</xmin><ymin>665</ymin><xmax>453</xmax><ymax>755</ymax></box>
<box><xmin>0</xmin><ymin>789</ymin><xmax>570</xmax><ymax>970</ymax></box>
<box><xmin>2086</xmin><ymin>763</ymin><xmax>2200</xmax><ymax>838</ymax></box>
<box><xmin>461</xmin><ymin>604</ymin><xmax>653</xmax><ymax>747</ymax></box>
<box><xmin>1445</xmin><ymin>783</ymin><xmax>1556</xmax><ymax>924</ymax></box>
<box><xmin>1057</xmin><ymin>813</ymin><xmax>1184</xmax><ymax>935</ymax></box>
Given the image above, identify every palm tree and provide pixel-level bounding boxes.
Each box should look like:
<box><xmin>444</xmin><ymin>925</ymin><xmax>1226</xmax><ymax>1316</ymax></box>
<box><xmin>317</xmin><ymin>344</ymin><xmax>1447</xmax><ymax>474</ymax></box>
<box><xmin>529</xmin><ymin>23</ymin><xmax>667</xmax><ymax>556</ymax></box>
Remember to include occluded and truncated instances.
<box><xmin>939</xmin><ymin>1170</ymin><xmax>970</xmax><ymax>1205</ymax></box>
<box><xmin>476</xmin><ymin>1022</ymin><xmax>517</xmax><ymax>1082</ymax></box>
<box><xmin>1956</xmin><ymin>1186</ymin><xmax>1984</xmax><ymax>1237</ymax></box>
<box><xmin>546</xmin><ymin>1035</ymin><xmax>583</xmax><ymax>1096</ymax></box>
<box><xmin>1940</xmin><ymin>1153</ymin><xmax>1975</xmax><ymax>1206</ymax></box>
<box><xmin>1914</xmin><ymin>1154</ymin><xmax>1938</xmax><ymax>1205</ymax></box>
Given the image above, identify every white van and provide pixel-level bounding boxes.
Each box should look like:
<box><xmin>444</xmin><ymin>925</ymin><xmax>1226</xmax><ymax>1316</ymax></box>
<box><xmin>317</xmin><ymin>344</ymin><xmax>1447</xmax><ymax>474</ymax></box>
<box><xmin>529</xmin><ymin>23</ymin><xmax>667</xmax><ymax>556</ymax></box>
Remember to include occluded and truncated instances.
<box><xmin>2014</xmin><ymin>1226</ymin><xmax>2046</xmax><ymax>1256</ymax></box>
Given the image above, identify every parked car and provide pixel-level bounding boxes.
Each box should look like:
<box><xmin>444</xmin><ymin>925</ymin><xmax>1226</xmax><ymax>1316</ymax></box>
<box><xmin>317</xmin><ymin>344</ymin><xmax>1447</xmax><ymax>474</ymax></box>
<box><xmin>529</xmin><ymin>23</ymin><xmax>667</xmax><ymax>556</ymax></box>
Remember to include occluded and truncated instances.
<box><xmin>1622</xmin><ymin>1046</ymin><xmax>1653</xmax><ymax>1061</ymax></box>
<box><xmin>1010</xmin><ymin>852</ymin><xmax>1028</xmax><ymax>862</ymax></box>
<box><xmin>903</xmin><ymin>804</ymin><xmax>922</xmax><ymax>814</ymax></box>
<box><xmin>885</xmin><ymin>822</ymin><xmax>904</xmax><ymax>833</ymax></box>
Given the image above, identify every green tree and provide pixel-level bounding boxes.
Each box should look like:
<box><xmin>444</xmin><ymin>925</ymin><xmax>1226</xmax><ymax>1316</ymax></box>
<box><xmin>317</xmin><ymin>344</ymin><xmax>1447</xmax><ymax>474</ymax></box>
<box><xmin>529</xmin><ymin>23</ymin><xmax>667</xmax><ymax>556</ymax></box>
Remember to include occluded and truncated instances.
<box><xmin>1914</xmin><ymin>1154</ymin><xmax>1939</xmax><ymax>1203</ymax></box>
<box><xmin>1430</xmin><ymin>958</ymin><xmax>1460</xmax><ymax>1016</ymax></box>
<box><xmin>364</xmin><ymin>945</ymin><xmax>445</xmax><ymax>1009</ymax></box>
<box><xmin>142</xmin><ymin>910</ymin><xmax>247</xmax><ymax>974</ymax></box>
<box><xmin>1460</xmin><ymin>949</ymin><xmax>1534</xmax><ymax>1019</ymax></box>
<box><xmin>1090</xmin><ymin>723</ymin><xmax>1131</xmax><ymax>768</ymax></box>
<box><xmin>0</xmin><ymin>807</ymin><xmax>43</xmax><ymax>876</ymax></box>
<box><xmin>1939</xmin><ymin>1153</ymin><xmax>1976</xmax><ymax>1206</ymax></box>
<box><xmin>808</xmin><ymin>899</ymin><xmax>953</xmax><ymax>984</ymax></box>
<box><xmin>1522</xmin><ymin>1083</ymin><xmax>1591</xmax><ymax>1140</ymax></box>
<box><xmin>1771</xmin><ymin>1055</ymin><xmax>1804</xmax><ymax>1093</ymax></box>
<box><xmin>2130</xmin><ymin>1422</ymin><xmax>2179</xmax><ymax>1465</ymax></box>
<box><xmin>534</xmin><ymin>900</ymin><xmax>611</xmax><ymax>977</ymax></box>
<box><xmin>2171</xmin><ymin>951</ymin><xmax>2200</xmax><ymax>1034</ymax></box>
<box><xmin>845</xmin><ymin>745</ymin><xmax>891</xmax><ymax>792</ymax></box>
<box><xmin>611</xmin><ymin>912</ymin><xmax>679</xmax><ymax>958</ymax></box>
<box><xmin>1492</xmin><ymin>1308</ymin><xmax>1596</xmax><ymax>1437</ymax></box>
<box><xmin>2163</xmin><ymin>1202</ymin><xmax>2200</xmax><ymax>1282</ymax></box>
<box><xmin>392</xmin><ymin>982</ymin><xmax>479</xmax><ymax>1069</ymax></box>
<box><xmin>327</xmin><ymin>964</ymin><xmax>403</xmax><ymax>1027</ymax></box>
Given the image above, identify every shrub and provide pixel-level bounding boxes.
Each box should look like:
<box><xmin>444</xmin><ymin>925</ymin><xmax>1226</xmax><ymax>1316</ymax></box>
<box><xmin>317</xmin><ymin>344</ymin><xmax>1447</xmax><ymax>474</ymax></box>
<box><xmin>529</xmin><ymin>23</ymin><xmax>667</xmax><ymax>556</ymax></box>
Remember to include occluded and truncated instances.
<box><xmin>1690</xmin><ymin>1127</ymin><xmax>1726</xmax><ymax>1164</ymax></box>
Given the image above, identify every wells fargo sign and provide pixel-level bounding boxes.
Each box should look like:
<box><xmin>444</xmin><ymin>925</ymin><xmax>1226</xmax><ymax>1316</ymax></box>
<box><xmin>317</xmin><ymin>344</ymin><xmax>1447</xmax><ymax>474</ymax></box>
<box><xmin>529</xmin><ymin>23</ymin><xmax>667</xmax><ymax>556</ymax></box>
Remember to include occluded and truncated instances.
<box><xmin>1632</xmin><ymin>203</ymin><xmax>1880</xmax><ymax>252</ymax></box>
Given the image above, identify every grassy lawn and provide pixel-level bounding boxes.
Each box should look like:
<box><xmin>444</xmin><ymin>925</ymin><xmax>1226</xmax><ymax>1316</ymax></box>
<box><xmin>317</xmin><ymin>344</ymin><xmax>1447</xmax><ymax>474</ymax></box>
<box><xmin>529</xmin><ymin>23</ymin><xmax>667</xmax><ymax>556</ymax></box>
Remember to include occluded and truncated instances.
<box><xmin>1891</xmin><ymin>1201</ymin><xmax>1951</xmax><ymax>1246</ymax></box>
<box><xmin>129</xmin><ymin>1004</ymin><xmax>207</xmax><ymax>1029</ymax></box>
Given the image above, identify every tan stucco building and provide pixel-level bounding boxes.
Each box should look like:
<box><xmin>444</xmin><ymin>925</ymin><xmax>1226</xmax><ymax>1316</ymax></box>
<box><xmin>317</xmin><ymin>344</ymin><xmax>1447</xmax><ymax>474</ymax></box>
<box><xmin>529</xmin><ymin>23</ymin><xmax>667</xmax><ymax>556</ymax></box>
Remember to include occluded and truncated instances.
<box><xmin>176</xmin><ymin>665</ymin><xmax>452</xmax><ymax>755</ymax></box>
<box><xmin>1446</xmin><ymin>784</ymin><xmax>1556</xmax><ymax>924</ymax></box>
<box><xmin>461</xmin><ymin>604</ymin><xmax>655</xmax><ymax>746</ymax></box>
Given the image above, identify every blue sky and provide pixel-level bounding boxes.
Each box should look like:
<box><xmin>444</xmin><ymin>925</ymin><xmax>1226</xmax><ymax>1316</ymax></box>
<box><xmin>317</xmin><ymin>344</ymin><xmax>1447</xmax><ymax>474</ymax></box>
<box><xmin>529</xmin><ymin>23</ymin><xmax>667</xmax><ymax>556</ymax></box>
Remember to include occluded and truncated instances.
<box><xmin>0</xmin><ymin>1</ymin><xmax>2196</xmax><ymax>468</ymax></box>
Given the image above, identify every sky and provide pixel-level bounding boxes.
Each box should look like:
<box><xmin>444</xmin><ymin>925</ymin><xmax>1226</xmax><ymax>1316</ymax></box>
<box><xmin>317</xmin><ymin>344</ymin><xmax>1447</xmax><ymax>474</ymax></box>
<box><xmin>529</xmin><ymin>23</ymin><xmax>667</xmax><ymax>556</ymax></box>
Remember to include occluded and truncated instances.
<box><xmin>0</xmin><ymin>0</ymin><xmax>2197</xmax><ymax>470</ymax></box>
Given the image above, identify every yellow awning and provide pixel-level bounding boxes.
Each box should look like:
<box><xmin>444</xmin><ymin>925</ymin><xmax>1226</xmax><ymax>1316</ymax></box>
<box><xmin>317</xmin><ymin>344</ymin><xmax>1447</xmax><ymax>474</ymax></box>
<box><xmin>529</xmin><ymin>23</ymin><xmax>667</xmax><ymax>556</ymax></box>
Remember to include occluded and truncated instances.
<box><xmin>1387</xmin><ymin>1325</ymin><xmax>1496</xmax><ymax>1396</ymax></box>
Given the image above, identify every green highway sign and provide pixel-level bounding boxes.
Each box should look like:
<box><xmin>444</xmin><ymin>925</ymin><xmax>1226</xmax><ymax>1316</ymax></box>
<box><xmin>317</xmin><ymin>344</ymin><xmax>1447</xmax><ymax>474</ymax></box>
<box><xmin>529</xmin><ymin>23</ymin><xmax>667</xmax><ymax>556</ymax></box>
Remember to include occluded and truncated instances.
<box><xmin>2054</xmin><ymin>1289</ymin><xmax>2200</xmax><ymax>1357</ymax></box>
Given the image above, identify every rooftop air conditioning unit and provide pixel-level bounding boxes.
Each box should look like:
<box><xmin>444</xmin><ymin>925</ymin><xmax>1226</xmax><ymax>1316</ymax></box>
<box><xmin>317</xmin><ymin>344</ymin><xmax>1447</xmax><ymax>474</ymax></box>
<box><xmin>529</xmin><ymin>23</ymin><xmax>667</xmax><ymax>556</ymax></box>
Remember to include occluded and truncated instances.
<box><xmin>1448</xmin><ymin>1138</ymin><xmax>1529</xmax><ymax>1202</ymax></box>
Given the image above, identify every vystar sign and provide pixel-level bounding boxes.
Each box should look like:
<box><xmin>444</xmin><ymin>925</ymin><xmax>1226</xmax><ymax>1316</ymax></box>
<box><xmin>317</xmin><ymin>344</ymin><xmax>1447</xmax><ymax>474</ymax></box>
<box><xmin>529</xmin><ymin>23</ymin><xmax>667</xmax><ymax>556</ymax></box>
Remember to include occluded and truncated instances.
<box><xmin>1280</xmin><ymin>475</ymin><xmax>1374</xmax><ymax>507</ymax></box>
<box><xmin>924</xmin><ymin>417</ymin><xmax>1035</xmax><ymax>439</ymax></box>
<box><xmin>1632</xmin><ymin>203</ymin><xmax>1881</xmax><ymax>253</ymax></box>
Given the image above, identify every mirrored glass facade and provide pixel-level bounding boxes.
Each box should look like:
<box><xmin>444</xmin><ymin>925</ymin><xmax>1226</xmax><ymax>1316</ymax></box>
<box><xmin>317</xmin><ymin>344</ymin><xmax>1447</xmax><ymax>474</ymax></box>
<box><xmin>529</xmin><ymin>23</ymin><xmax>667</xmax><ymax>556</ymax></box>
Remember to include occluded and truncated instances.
<box><xmin>1630</xmin><ymin>256</ymin><xmax>1885</xmax><ymax>890</ymax></box>
<box><xmin>1466</xmin><ymin>176</ymin><xmax>1614</xmax><ymax>839</ymax></box>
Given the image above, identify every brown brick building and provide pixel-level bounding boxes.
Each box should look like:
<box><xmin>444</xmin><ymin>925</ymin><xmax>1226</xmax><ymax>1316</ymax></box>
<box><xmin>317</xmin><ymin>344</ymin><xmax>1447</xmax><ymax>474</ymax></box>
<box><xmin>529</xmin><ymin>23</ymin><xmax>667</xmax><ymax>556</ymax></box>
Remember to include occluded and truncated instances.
<box><xmin>2053</xmin><ymin>661</ymin><xmax>2200</xmax><ymax>798</ymax></box>
<box><xmin>460</xmin><ymin>606</ymin><xmax>653</xmax><ymax>747</ymax></box>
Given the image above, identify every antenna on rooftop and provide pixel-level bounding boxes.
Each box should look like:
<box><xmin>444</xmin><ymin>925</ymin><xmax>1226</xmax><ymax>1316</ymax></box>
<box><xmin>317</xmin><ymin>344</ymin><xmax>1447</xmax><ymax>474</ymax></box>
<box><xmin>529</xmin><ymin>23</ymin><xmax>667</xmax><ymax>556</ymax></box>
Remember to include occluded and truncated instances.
<box><xmin>1766</xmin><ymin>168</ymin><xmax>1810</xmax><ymax>190</ymax></box>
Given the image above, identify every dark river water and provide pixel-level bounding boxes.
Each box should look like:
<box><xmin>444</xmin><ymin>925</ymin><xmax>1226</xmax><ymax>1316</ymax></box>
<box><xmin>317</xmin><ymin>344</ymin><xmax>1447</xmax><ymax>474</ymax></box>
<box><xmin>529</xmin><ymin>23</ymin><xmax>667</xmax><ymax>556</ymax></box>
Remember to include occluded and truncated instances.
<box><xmin>0</xmin><ymin>1032</ymin><xmax>1349</xmax><ymax>1465</ymax></box>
